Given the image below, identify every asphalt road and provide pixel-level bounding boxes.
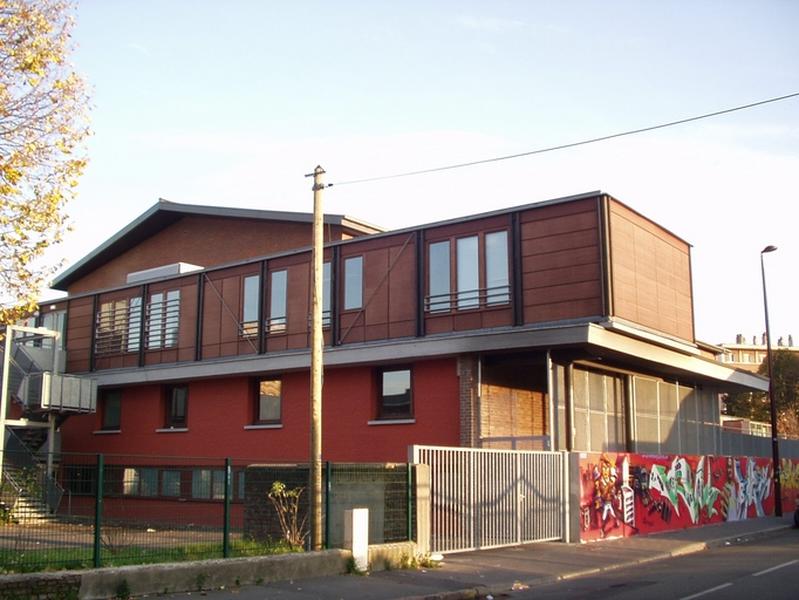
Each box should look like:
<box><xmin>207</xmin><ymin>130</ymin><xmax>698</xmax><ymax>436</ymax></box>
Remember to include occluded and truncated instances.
<box><xmin>508</xmin><ymin>529</ymin><xmax>799</xmax><ymax>600</ymax></box>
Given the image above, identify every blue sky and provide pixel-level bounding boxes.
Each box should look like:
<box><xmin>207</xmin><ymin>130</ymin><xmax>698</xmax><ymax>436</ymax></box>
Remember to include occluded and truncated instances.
<box><xmin>52</xmin><ymin>0</ymin><xmax>799</xmax><ymax>345</ymax></box>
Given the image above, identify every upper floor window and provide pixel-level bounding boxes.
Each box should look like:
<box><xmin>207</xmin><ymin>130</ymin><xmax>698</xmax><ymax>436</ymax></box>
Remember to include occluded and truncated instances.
<box><xmin>378</xmin><ymin>368</ymin><xmax>413</xmax><ymax>420</ymax></box>
<box><xmin>344</xmin><ymin>256</ymin><xmax>363</xmax><ymax>310</ymax></box>
<box><xmin>241</xmin><ymin>274</ymin><xmax>260</xmax><ymax>336</ymax></box>
<box><xmin>323</xmin><ymin>261</ymin><xmax>331</xmax><ymax>327</ymax></box>
<box><xmin>267</xmin><ymin>270</ymin><xmax>287</xmax><ymax>334</ymax></box>
<box><xmin>165</xmin><ymin>385</ymin><xmax>188</xmax><ymax>428</ymax></box>
<box><xmin>428</xmin><ymin>241</ymin><xmax>451</xmax><ymax>312</ymax></box>
<box><xmin>40</xmin><ymin>310</ymin><xmax>66</xmax><ymax>350</ymax></box>
<box><xmin>96</xmin><ymin>297</ymin><xmax>142</xmax><ymax>355</ymax></box>
<box><xmin>147</xmin><ymin>290</ymin><xmax>180</xmax><ymax>349</ymax></box>
<box><xmin>426</xmin><ymin>230</ymin><xmax>510</xmax><ymax>313</ymax></box>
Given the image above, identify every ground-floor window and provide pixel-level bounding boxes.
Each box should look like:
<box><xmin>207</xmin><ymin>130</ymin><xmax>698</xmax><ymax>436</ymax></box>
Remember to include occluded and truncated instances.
<box><xmin>572</xmin><ymin>368</ymin><xmax>627</xmax><ymax>453</ymax></box>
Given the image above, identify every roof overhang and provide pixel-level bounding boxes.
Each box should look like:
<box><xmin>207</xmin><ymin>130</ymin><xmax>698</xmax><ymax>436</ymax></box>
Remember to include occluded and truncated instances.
<box><xmin>88</xmin><ymin>320</ymin><xmax>767</xmax><ymax>394</ymax></box>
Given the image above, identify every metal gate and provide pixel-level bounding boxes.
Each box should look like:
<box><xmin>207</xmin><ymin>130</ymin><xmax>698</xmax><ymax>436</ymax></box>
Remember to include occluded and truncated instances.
<box><xmin>411</xmin><ymin>445</ymin><xmax>566</xmax><ymax>554</ymax></box>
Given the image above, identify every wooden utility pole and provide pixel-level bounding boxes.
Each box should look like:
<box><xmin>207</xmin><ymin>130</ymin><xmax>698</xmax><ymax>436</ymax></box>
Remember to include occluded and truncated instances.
<box><xmin>307</xmin><ymin>165</ymin><xmax>325</xmax><ymax>549</ymax></box>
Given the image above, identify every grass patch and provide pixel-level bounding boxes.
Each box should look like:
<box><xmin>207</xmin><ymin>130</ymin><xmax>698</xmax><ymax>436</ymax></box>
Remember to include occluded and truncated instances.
<box><xmin>0</xmin><ymin>538</ymin><xmax>297</xmax><ymax>574</ymax></box>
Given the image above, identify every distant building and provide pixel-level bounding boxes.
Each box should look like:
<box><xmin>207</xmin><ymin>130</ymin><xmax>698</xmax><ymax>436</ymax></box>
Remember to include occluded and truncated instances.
<box><xmin>718</xmin><ymin>333</ymin><xmax>797</xmax><ymax>373</ymax></box>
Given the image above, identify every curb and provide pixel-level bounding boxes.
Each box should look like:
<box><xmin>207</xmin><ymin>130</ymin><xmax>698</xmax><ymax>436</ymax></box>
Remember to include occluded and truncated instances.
<box><xmin>397</xmin><ymin>524</ymin><xmax>794</xmax><ymax>600</ymax></box>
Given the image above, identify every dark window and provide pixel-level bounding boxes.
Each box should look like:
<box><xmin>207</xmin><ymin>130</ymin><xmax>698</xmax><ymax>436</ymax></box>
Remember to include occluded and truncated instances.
<box><xmin>255</xmin><ymin>378</ymin><xmax>281</xmax><ymax>423</ymax></box>
<box><xmin>378</xmin><ymin>368</ymin><xmax>412</xmax><ymax>419</ymax></box>
<box><xmin>166</xmin><ymin>385</ymin><xmax>188</xmax><ymax>428</ymax></box>
<box><xmin>161</xmin><ymin>470</ymin><xmax>182</xmax><ymax>497</ymax></box>
<box><xmin>101</xmin><ymin>390</ymin><xmax>122</xmax><ymax>430</ymax></box>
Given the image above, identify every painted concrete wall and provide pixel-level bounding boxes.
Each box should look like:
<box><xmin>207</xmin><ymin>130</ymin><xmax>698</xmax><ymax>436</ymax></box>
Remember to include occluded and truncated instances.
<box><xmin>60</xmin><ymin>358</ymin><xmax>460</xmax><ymax>463</ymax></box>
<box><xmin>578</xmin><ymin>451</ymin><xmax>799</xmax><ymax>542</ymax></box>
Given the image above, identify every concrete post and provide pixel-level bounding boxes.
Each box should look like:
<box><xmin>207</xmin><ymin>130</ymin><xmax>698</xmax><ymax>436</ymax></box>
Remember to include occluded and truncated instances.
<box><xmin>344</xmin><ymin>508</ymin><xmax>369</xmax><ymax>572</ymax></box>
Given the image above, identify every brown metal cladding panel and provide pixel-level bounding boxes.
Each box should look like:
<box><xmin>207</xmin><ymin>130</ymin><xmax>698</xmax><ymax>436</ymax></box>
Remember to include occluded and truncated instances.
<box><xmin>285</xmin><ymin>262</ymin><xmax>310</xmax><ymax>339</ymax></box>
<box><xmin>65</xmin><ymin>297</ymin><xmax>94</xmax><ymax>373</ymax></box>
<box><xmin>424</xmin><ymin>215</ymin><xmax>508</xmax><ymax>241</ymax></box>
<box><xmin>202</xmin><ymin>283</ymin><xmax>222</xmax><ymax>346</ymax></box>
<box><xmin>453</xmin><ymin>311</ymin><xmax>484</xmax><ymax>331</ymax></box>
<box><xmin>365</xmin><ymin>324</ymin><xmax>389</xmax><ymax>341</ymax></box>
<box><xmin>521</xmin><ymin>229</ymin><xmax>599</xmax><ymax>256</ymax></box>
<box><xmin>523</xmin><ymin>246</ymin><xmax>599</xmax><ymax>274</ymax></box>
<box><xmin>481</xmin><ymin>307</ymin><xmax>513</xmax><ymax>329</ymax></box>
<box><xmin>237</xmin><ymin>339</ymin><xmax>257</xmax><ymax>355</ymax></box>
<box><xmin>608</xmin><ymin>199</ymin><xmax>693</xmax><ymax>340</ymax></box>
<box><xmin>339</xmin><ymin>312</ymin><xmax>364</xmax><ymax>344</ymax></box>
<box><xmin>388</xmin><ymin>320</ymin><xmax>415</xmax><ymax>338</ymax></box>
<box><xmin>525</xmin><ymin>298</ymin><xmax>603</xmax><ymax>323</ymax></box>
<box><xmin>387</xmin><ymin>243</ymin><xmax>416</xmax><ymax>327</ymax></box>
<box><xmin>363</xmin><ymin>247</ymin><xmax>389</xmax><ymax>327</ymax></box>
<box><xmin>523</xmin><ymin>264</ymin><xmax>600</xmax><ymax>288</ymax></box>
<box><xmin>521</xmin><ymin>211</ymin><xmax>598</xmax><ymax>240</ymax></box>
<box><xmin>265</xmin><ymin>336</ymin><xmax>288</xmax><ymax>353</ymax></box>
<box><xmin>339</xmin><ymin>232</ymin><xmax>413</xmax><ymax>255</ymax></box>
<box><xmin>424</xmin><ymin>315</ymin><xmax>453</xmax><ymax>335</ymax></box>
<box><xmin>287</xmin><ymin>332</ymin><xmax>309</xmax><ymax>350</ymax></box>
<box><xmin>524</xmin><ymin>280</ymin><xmax>602</xmax><ymax>306</ymax></box>
<box><xmin>177</xmin><ymin>281</ymin><xmax>198</xmax><ymax>351</ymax></box>
<box><xmin>519</xmin><ymin>197</ymin><xmax>599</xmax><ymax>223</ymax></box>
<box><xmin>218</xmin><ymin>275</ymin><xmax>242</xmax><ymax>344</ymax></box>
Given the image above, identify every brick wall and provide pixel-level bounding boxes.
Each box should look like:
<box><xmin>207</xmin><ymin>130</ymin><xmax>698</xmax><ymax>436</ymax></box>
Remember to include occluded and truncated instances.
<box><xmin>457</xmin><ymin>355</ymin><xmax>479</xmax><ymax>447</ymax></box>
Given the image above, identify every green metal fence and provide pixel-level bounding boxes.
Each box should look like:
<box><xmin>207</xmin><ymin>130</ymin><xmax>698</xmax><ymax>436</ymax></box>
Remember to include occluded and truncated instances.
<box><xmin>0</xmin><ymin>452</ymin><xmax>416</xmax><ymax>574</ymax></box>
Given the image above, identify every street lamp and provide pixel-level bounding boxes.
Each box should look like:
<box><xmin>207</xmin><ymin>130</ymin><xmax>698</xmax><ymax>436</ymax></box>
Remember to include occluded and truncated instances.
<box><xmin>761</xmin><ymin>244</ymin><xmax>782</xmax><ymax>516</ymax></box>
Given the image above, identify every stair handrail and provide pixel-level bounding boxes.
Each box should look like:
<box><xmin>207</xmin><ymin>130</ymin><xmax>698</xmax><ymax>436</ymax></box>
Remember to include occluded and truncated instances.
<box><xmin>3</xmin><ymin>428</ymin><xmax>64</xmax><ymax>514</ymax></box>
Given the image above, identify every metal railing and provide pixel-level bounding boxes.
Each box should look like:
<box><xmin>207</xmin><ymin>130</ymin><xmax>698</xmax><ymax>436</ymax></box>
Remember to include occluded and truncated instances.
<box><xmin>3</xmin><ymin>428</ymin><xmax>64</xmax><ymax>515</ymax></box>
<box><xmin>0</xmin><ymin>453</ymin><xmax>417</xmax><ymax>574</ymax></box>
<box><xmin>425</xmin><ymin>284</ymin><xmax>511</xmax><ymax>313</ymax></box>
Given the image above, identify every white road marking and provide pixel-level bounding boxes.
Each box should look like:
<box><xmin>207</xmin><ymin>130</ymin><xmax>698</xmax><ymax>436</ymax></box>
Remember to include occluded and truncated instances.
<box><xmin>752</xmin><ymin>559</ymin><xmax>799</xmax><ymax>577</ymax></box>
<box><xmin>679</xmin><ymin>582</ymin><xmax>733</xmax><ymax>600</ymax></box>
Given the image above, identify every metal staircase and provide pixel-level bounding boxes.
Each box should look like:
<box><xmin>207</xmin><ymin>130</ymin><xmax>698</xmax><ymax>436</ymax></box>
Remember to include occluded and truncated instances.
<box><xmin>0</xmin><ymin>324</ymin><xmax>96</xmax><ymax>525</ymax></box>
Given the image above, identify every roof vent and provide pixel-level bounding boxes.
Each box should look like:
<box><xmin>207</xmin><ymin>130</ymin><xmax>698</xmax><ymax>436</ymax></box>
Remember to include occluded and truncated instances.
<box><xmin>126</xmin><ymin>262</ymin><xmax>203</xmax><ymax>284</ymax></box>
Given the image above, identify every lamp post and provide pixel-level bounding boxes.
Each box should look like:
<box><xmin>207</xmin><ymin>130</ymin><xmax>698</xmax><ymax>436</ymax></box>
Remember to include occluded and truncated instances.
<box><xmin>761</xmin><ymin>244</ymin><xmax>782</xmax><ymax>516</ymax></box>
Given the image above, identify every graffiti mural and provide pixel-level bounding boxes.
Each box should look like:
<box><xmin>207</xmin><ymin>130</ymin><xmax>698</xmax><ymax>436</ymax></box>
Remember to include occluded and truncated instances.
<box><xmin>578</xmin><ymin>452</ymin><xmax>797</xmax><ymax>542</ymax></box>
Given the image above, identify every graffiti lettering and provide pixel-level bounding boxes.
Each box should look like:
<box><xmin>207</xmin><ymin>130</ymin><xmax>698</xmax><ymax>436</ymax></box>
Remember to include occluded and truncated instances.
<box><xmin>648</xmin><ymin>456</ymin><xmax>719</xmax><ymax>524</ymax></box>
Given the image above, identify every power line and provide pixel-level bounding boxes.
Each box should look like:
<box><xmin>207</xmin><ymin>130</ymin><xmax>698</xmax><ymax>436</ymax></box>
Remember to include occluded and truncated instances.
<box><xmin>331</xmin><ymin>92</ymin><xmax>799</xmax><ymax>187</ymax></box>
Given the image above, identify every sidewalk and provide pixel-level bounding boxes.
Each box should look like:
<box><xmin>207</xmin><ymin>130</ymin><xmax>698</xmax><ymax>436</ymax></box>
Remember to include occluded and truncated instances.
<box><xmin>193</xmin><ymin>514</ymin><xmax>796</xmax><ymax>600</ymax></box>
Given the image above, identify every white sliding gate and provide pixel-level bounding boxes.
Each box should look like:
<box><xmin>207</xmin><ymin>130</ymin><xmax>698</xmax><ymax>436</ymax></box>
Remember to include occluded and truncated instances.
<box><xmin>411</xmin><ymin>445</ymin><xmax>566</xmax><ymax>554</ymax></box>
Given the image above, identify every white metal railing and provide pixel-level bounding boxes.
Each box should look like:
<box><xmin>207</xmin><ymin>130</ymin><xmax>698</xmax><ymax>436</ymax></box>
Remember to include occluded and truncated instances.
<box><xmin>411</xmin><ymin>445</ymin><xmax>565</xmax><ymax>554</ymax></box>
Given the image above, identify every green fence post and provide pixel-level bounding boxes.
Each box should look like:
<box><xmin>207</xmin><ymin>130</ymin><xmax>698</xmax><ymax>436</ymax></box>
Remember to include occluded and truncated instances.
<box><xmin>324</xmin><ymin>461</ymin><xmax>331</xmax><ymax>549</ymax></box>
<box><xmin>223</xmin><ymin>458</ymin><xmax>232</xmax><ymax>558</ymax></box>
<box><xmin>406</xmin><ymin>463</ymin><xmax>413</xmax><ymax>541</ymax></box>
<box><xmin>93</xmin><ymin>454</ymin><xmax>104</xmax><ymax>568</ymax></box>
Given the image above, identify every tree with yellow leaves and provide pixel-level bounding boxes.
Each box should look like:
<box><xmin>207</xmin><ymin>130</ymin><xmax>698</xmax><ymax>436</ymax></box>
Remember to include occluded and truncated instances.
<box><xmin>0</xmin><ymin>0</ymin><xmax>89</xmax><ymax>324</ymax></box>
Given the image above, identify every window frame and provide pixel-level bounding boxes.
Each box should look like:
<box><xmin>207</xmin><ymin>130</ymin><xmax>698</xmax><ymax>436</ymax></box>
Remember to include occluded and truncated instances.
<box><xmin>165</xmin><ymin>385</ymin><xmax>189</xmax><ymax>429</ymax></box>
<box><xmin>267</xmin><ymin>269</ymin><xmax>288</xmax><ymax>334</ymax></box>
<box><xmin>253</xmin><ymin>377</ymin><xmax>282</xmax><ymax>425</ymax></box>
<box><xmin>425</xmin><ymin>229</ymin><xmax>510</xmax><ymax>314</ymax></box>
<box><xmin>241</xmin><ymin>274</ymin><xmax>261</xmax><ymax>337</ymax></box>
<box><xmin>343</xmin><ymin>255</ymin><xmax>363</xmax><ymax>311</ymax></box>
<box><xmin>100</xmin><ymin>389</ymin><xmax>122</xmax><ymax>431</ymax></box>
<box><xmin>376</xmin><ymin>366</ymin><xmax>414</xmax><ymax>421</ymax></box>
<box><xmin>146</xmin><ymin>289</ymin><xmax>181</xmax><ymax>350</ymax></box>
